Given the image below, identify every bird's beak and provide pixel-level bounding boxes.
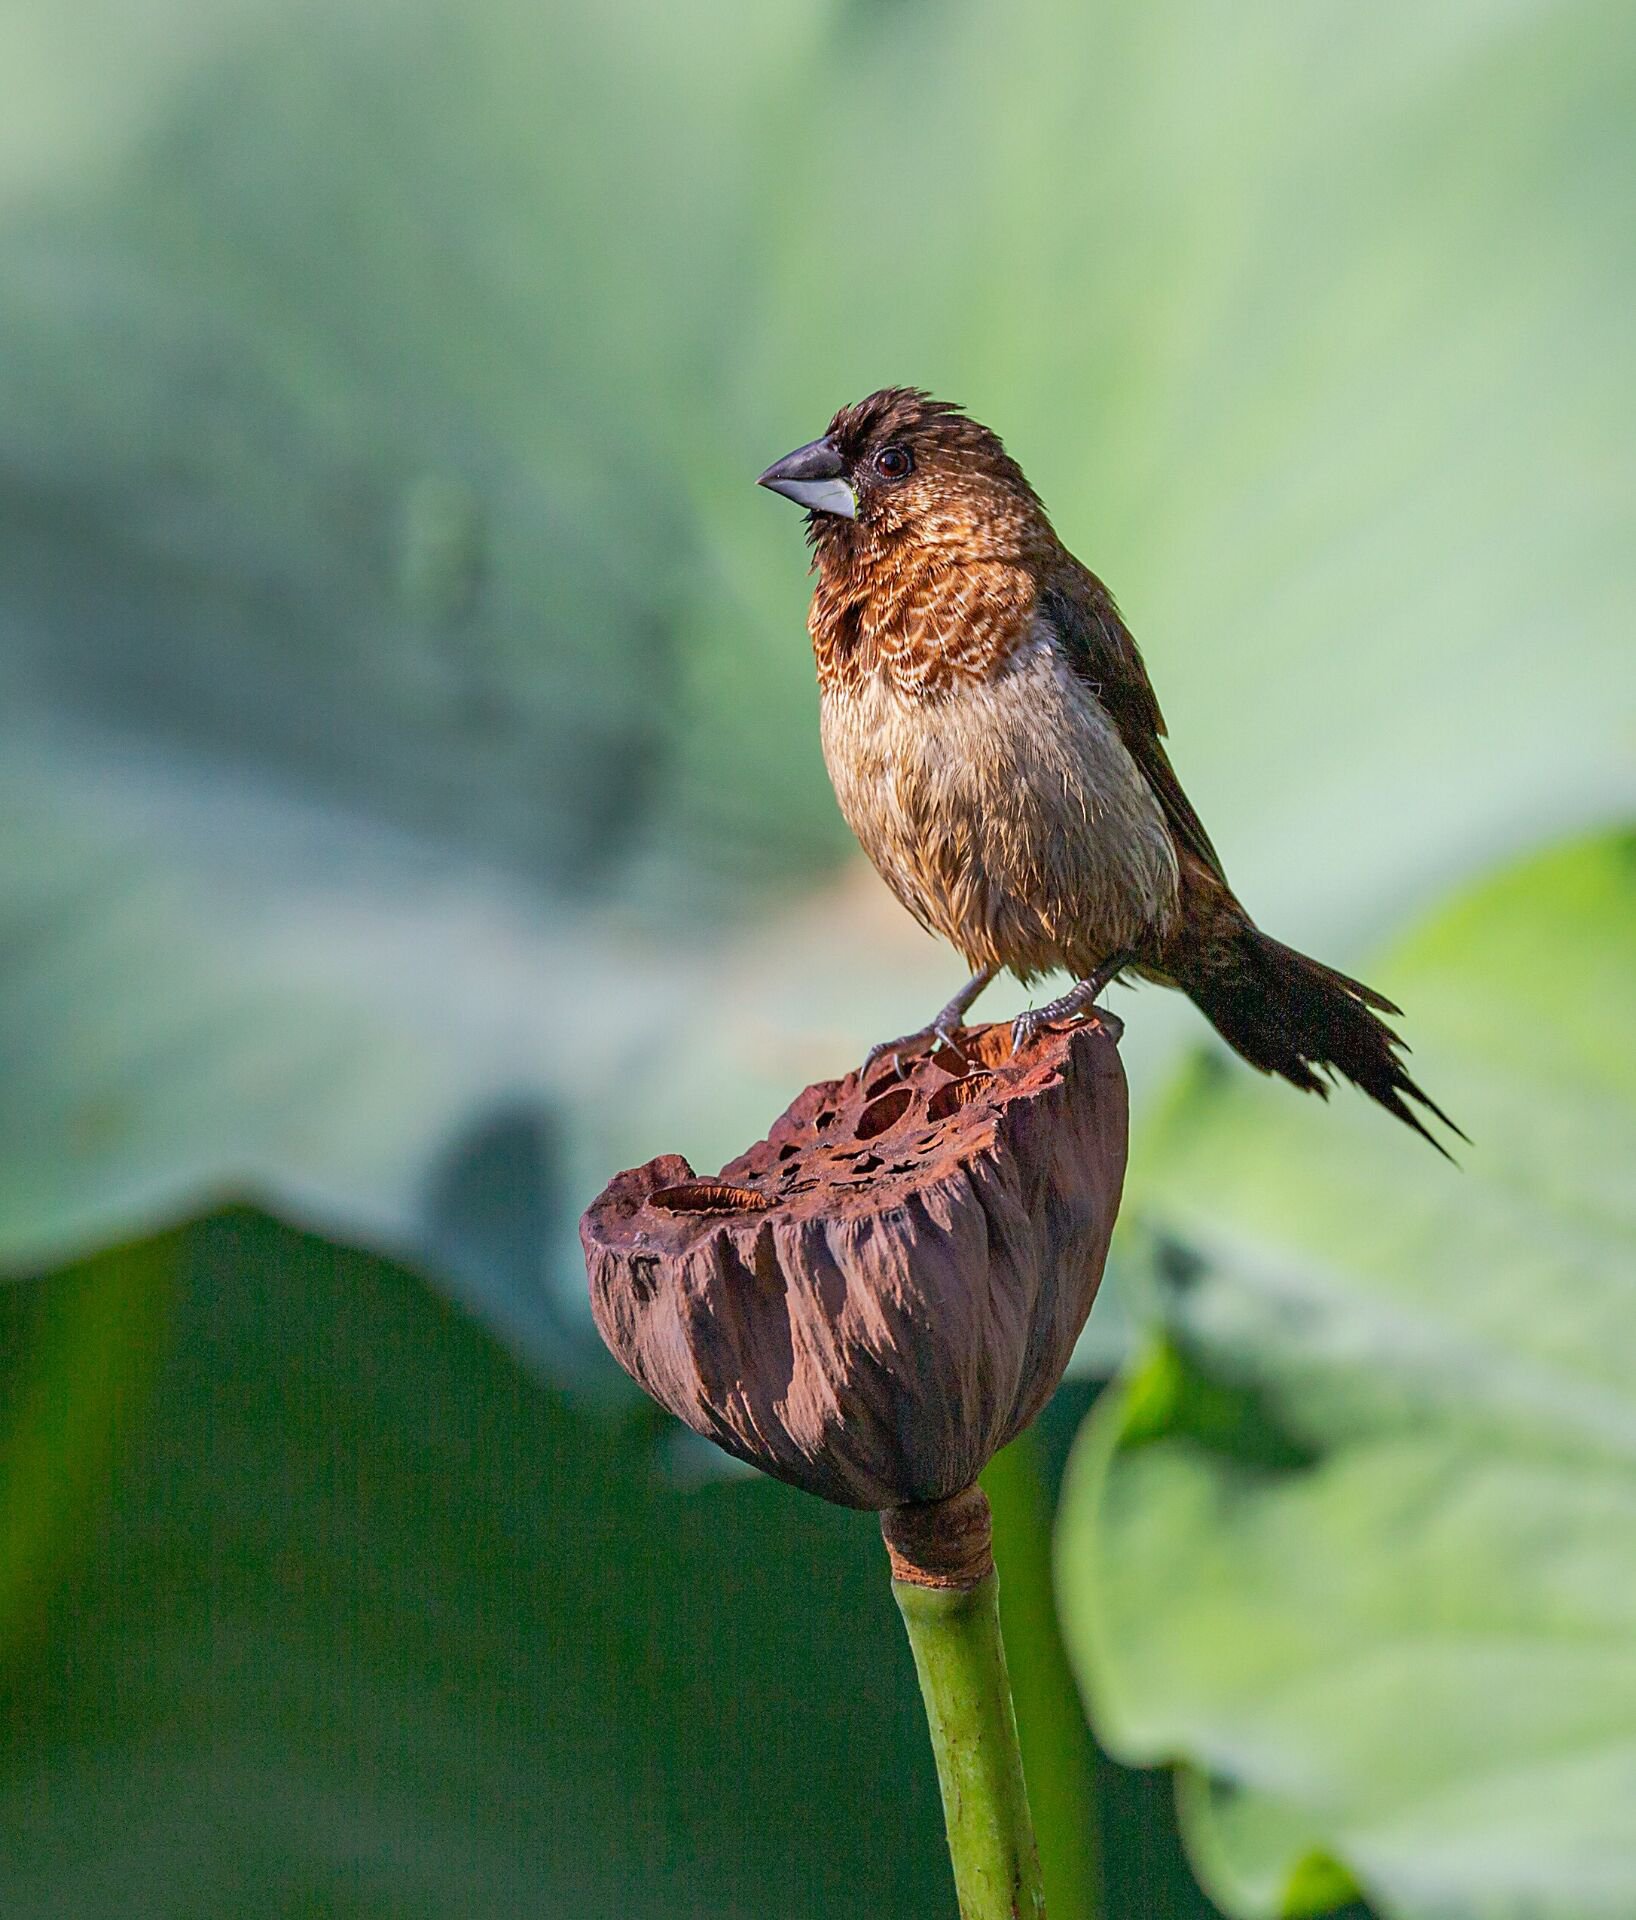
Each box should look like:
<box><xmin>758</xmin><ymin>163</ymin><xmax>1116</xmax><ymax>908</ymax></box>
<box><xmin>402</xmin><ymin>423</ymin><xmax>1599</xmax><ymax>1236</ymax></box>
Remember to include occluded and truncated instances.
<box><xmin>756</xmin><ymin>436</ymin><xmax>857</xmax><ymax>519</ymax></box>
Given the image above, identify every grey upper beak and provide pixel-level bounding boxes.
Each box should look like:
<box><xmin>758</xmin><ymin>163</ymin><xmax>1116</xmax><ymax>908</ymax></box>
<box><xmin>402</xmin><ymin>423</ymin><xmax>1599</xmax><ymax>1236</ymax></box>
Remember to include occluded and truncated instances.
<box><xmin>757</xmin><ymin>436</ymin><xmax>858</xmax><ymax>519</ymax></box>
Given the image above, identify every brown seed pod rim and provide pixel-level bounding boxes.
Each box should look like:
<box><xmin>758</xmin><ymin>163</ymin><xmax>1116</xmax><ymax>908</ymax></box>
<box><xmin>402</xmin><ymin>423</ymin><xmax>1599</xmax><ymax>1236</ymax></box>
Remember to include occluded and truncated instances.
<box><xmin>594</xmin><ymin>1014</ymin><xmax>1118</xmax><ymax>1253</ymax></box>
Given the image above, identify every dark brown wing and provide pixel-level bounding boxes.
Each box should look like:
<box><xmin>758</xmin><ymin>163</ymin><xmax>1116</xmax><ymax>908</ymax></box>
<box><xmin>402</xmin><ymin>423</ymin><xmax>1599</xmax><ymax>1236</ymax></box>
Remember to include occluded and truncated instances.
<box><xmin>1036</xmin><ymin>573</ymin><xmax>1227</xmax><ymax>884</ymax></box>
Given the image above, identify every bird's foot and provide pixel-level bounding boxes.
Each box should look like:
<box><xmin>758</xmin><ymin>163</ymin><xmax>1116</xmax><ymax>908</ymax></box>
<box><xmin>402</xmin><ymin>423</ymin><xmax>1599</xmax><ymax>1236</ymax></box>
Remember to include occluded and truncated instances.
<box><xmin>1009</xmin><ymin>956</ymin><xmax>1132</xmax><ymax>1056</ymax></box>
<box><xmin>862</xmin><ymin>967</ymin><xmax>999</xmax><ymax>1080</ymax></box>
<box><xmin>863</xmin><ymin>1018</ymin><xmax>972</xmax><ymax>1081</ymax></box>
<box><xmin>1009</xmin><ymin>1003</ymin><xmax>1066</xmax><ymax>1055</ymax></box>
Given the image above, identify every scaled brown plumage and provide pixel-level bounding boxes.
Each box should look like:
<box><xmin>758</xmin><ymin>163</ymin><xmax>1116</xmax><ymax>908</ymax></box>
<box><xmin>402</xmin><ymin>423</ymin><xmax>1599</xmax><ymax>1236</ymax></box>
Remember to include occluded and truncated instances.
<box><xmin>758</xmin><ymin>388</ymin><xmax>1462</xmax><ymax>1152</ymax></box>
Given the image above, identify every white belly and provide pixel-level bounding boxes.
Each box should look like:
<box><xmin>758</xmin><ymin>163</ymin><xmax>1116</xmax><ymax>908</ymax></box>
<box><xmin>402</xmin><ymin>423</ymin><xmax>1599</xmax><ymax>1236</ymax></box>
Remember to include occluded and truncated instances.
<box><xmin>819</xmin><ymin>622</ymin><xmax>1180</xmax><ymax>981</ymax></box>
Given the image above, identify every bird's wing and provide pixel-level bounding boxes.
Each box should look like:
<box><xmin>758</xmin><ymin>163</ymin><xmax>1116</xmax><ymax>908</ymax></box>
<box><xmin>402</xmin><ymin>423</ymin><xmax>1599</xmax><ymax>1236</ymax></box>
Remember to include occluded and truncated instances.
<box><xmin>1036</xmin><ymin>574</ymin><xmax>1227</xmax><ymax>883</ymax></box>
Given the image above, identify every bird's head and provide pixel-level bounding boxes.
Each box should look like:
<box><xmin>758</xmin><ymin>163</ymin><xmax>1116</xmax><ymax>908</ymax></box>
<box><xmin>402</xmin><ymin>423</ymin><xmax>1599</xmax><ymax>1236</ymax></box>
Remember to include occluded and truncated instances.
<box><xmin>757</xmin><ymin>388</ymin><xmax>1048</xmax><ymax>563</ymax></box>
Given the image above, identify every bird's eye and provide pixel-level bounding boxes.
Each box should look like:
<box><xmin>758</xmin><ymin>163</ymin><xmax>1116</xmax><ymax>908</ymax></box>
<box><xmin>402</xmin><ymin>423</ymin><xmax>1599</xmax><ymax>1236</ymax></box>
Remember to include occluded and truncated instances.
<box><xmin>874</xmin><ymin>445</ymin><xmax>913</xmax><ymax>479</ymax></box>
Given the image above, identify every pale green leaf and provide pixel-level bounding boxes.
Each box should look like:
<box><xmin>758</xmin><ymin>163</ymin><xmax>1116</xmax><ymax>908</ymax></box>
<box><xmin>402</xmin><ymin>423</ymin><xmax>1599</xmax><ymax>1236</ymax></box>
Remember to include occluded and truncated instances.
<box><xmin>2</xmin><ymin>0</ymin><xmax>1630</xmax><ymax>1382</ymax></box>
<box><xmin>1058</xmin><ymin>833</ymin><xmax>1636</xmax><ymax>1919</ymax></box>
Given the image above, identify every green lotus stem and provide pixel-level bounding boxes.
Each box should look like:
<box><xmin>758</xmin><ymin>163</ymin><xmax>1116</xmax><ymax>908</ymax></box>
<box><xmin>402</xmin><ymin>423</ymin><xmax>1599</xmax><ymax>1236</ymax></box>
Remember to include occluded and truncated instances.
<box><xmin>0</xmin><ymin>1235</ymin><xmax>177</xmax><ymax>1663</ymax></box>
<box><xmin>888</xmin><ymin>1489</ymin><xmax>1047</xmax><ymax>1919</ymax></box>
<box><xmin>984</xmin><ymin>1430</ymin><xmax>1098</xmax><ymax>1920</ymax></box>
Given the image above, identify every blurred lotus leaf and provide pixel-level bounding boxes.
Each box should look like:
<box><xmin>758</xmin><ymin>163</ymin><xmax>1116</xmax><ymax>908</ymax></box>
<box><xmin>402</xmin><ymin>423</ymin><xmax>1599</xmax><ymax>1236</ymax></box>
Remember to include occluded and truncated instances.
<box><xmin>1</xmin><ymin>0</ymin><xmax>1631</xmax><ymax>1375</ymax></box>
<box><xmin>0</xmin><ymin>1213</ymin><xmax>955</xmax><ymax>1917</ymax></box>
<box><xmin>1057</xmin><ymin>832</ymin><xmax>1636</xmax><ymax>1919</ymax></box>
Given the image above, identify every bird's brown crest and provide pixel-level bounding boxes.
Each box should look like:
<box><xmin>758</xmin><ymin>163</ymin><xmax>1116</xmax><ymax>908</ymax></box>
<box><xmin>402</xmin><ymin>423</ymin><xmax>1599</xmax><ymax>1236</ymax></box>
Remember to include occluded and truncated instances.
<box><xmin>824</xmin><ymin>388</ymin><xmax>976</xmax><ymax>464</ymax></box>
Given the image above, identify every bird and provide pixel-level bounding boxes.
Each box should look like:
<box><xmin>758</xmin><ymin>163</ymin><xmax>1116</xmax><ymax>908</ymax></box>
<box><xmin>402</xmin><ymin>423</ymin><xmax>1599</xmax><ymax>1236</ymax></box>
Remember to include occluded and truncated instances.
<box><xmin>757</xmin><ymin>387</ymin><xmax>1462</xmax><ymax>1152</ymax></box>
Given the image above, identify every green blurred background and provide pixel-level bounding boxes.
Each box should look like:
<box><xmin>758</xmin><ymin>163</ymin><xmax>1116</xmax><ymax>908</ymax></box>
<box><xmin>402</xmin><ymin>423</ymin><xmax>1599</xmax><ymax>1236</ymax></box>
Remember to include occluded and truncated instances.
<box><xmin>2</xmin><ymin>2</ymin><xmax>1632</xmax><ymax>1915</ymax></box>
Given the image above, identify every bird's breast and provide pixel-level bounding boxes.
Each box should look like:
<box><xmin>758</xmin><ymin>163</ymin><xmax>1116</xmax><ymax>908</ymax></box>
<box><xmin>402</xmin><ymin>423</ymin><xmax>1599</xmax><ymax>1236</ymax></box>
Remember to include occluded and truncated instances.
<box><xmin>819</xmin><ymin>621</ymin><xmax>1180</xmax><ymax>980</ymax></box>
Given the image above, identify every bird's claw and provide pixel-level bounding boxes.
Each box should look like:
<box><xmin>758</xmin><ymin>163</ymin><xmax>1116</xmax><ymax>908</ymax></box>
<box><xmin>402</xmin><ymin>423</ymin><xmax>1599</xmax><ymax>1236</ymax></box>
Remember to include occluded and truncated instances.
<box><xmin>1010</xmin><ymin>987</ymin><xmax>1125</xmax><ymax>1056</ymax></box>
<box><xmin>861</xmin><ymin>1032</ymin><xmax>910</xmax><ymax>1077</ymax></box>
<box><xmin>1089</xmin><ymin>1004</ymin><xmax>1124</xmax><ymax>1043</ymax></box>
<box><xmin>927</xmin><ymin>1020</ymin><xmax>972</xmax><ymax>1070</ymax></box>
<box><xmin>1010</xmin><ymin>1009</ymin><xmax>1047</xmax><ymax>1056</ymax></box>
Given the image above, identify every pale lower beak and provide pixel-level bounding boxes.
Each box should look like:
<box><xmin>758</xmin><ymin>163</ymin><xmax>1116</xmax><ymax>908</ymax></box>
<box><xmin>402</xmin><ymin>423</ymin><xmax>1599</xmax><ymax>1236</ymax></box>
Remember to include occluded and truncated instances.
<box><xmin>757</xmin><ymin>435</ymin><xmax>857</xmax><ymax>519</ymax></box>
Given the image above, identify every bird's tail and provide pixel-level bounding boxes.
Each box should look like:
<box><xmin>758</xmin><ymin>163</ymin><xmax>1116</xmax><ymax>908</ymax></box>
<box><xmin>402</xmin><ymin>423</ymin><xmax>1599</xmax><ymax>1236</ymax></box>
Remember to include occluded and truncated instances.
<box><xmin>1176</xmin><ymin>924</ymin><xmax>1465</xmax><ymax>1155</ymax></box>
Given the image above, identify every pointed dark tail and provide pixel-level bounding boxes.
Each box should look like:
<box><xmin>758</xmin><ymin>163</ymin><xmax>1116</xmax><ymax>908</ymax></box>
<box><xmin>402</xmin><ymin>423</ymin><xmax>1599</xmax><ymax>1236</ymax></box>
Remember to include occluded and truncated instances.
<box><xmin>1177</xmin><ymin>925</ymin><xmax>1465</xmax><ymax>1156</ymax></box>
